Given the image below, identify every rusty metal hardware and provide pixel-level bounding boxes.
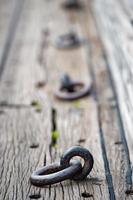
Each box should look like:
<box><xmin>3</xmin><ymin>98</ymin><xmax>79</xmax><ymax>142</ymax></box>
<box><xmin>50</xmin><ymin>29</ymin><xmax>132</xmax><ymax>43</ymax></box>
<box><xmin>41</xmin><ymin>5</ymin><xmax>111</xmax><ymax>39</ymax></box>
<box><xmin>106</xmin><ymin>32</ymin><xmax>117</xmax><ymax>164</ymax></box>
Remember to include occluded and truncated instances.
<box><xmin>30</xmin><ymin>146</ymin><xmax>94</xmax><ymax>187</ymax></box>
<box><xmin>60</xmin><ymin>74</ymin><xmax>75</xmax><ymax>92</ymax></box>
<box><xmin>55</xmin><ymin>32</ymin><xmax>82</xmax><ymax>49</ymax></box>
<box><xmin>54</xmin><ymin>74</ymin><xmax>92</xmax><ymax>101</ymax></box>
<box><xmin>62</xmin><ymin>0</ymin><xmax>82</xmax><ymax>9</ymax></box>
<box><xmin>30</xmin><ymin>161</ymin><xmax>82</xmax><ymax>187</ymax></box>
<box><xmin>60</xmin><ymin>146</ymin><xmax>94</xmax><ymax>180</ymax></box>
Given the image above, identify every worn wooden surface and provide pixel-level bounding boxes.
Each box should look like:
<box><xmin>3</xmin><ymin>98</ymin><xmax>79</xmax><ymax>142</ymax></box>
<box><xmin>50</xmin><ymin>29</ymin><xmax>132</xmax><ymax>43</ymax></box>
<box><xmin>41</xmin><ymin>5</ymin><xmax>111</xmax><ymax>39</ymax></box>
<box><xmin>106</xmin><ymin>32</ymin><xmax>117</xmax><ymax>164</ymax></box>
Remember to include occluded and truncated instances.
<box><xmin>0</xmin><ymin>0</ymin><xmax>133</xmax><ymax>199</ymax></box>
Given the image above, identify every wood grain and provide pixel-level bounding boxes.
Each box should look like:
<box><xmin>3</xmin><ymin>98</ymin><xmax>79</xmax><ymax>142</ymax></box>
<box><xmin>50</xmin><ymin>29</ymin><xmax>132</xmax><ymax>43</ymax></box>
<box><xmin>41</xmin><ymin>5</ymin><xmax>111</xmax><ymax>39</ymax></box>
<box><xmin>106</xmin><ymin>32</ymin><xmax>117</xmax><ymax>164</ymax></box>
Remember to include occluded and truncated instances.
<box><xmin>0</xmin><ymin>0</ymin><xmax>24</xmax><ymax>78</ymax></box>
<box><xmin>93</xmin><ymin>0</ymin><xmax>133</xmax><ymax>197</ymax></box>
<box><xmin>0</xmin><ymin>0</ymin><xmax>132</xmax><ymax>199</ymax></box>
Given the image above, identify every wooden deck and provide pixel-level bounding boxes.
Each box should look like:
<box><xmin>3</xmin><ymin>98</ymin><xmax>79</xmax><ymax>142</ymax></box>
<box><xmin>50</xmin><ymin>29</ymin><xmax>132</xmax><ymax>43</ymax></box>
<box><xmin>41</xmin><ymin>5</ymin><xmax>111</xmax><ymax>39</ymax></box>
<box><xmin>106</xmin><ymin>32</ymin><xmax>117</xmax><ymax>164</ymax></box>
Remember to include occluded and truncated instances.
<box><xmin>0</xmin><ymin>0</ymin><xmax>133</xmax><ymax>199</ymax></box>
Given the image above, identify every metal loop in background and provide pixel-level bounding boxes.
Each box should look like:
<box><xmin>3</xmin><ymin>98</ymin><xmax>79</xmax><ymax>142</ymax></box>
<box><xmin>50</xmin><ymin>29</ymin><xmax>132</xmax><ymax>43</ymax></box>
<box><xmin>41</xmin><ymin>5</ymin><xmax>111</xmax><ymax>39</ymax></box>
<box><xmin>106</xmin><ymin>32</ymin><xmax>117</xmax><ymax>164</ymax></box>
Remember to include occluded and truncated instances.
<box><xmin>62</xmin><ymin>0</ymin><xmax>82</xmax><ymax>10</ymax></box>
<box><xmin>60</xmin><ymin>146</ymin><xmax>94</xmax><ymax>180</ymax></box>
<box><xmin>55</xmin><ymin>81</ymin><xmax>91</xmax><ymax>101</ymax></box>
<box><xmin>54</xmin><ymin>32</ymin><xmax>82</xmax><ymax>49</ymax></box>
<box><xmin>30</xmin><ymin>161</ymin><xmax>82</xmax><ymax>187</ymax></box>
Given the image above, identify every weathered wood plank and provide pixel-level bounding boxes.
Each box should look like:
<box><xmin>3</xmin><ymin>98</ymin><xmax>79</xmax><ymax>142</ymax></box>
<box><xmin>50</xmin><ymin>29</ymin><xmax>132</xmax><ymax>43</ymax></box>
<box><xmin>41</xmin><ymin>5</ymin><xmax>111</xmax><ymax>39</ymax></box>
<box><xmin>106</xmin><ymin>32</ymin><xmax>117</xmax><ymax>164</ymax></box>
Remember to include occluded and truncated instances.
<box><xmin>0</xmin><ymin>0</ymin><xmax>16</xmax><ymax>49</ymax></box>
<box><xmin>0</xmin><ymin>0</ymin><xmax>131</xmax><ymax>199</ymax></box>
<box><xmin>0</xmin><ymin>0</ymin><xmax>24</xmax><ymax>78</ymax></box>
<box><xmin>118</xmin><ymin>0</ymin><xmax>133</xmax><ymax>19</ymax></box>
<box><xmin>0</xmin><ymin>0</ymin><xmax>109</xmax><ymax>199</ymax></box>
<box><xmin>0</xmin><ymin>0</ymin><xmax>51</xmax><ymax>199</ymax></box>
<box><xmin>93</xmin><ymin>0</ymin><xmax>133</xmax><ymax>198</ymax></box>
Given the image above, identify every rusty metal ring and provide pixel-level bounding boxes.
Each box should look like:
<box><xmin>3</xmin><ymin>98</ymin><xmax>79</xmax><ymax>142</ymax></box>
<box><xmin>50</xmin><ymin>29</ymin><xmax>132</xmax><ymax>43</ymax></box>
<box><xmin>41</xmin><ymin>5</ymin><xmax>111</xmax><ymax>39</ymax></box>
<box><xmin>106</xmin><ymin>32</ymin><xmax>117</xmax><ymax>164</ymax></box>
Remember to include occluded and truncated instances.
<box><xmin>60</xmin><ymin>146</ymin><xmax>94</xmax><ymax>180</ymax></box>
<box><xmin>55</xmin><ymin>81</ymin><xmax>91</xmax><ymax>101</ymax></box>
<box><xmin>30</xmin><ymin>161</ymin><xmax>82</xmax><ymax>187</ymax></box>
<box><xmin>55</xmin><ymin>33</ymin><xmax>82</xmax><ymax>49</ymax></box>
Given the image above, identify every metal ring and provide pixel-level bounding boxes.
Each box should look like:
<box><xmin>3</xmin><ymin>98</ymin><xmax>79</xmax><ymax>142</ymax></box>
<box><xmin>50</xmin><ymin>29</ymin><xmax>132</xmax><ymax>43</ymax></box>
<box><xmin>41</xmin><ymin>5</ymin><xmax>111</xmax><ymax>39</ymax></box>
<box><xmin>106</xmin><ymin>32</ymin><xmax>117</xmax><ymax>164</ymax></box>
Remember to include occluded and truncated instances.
<box><xmin>62</xmin><ymin>0</ymin><xmax>82</xmax><ymax>9</ymax></box>
<box><xmin>60</xmin><ymin>146</ymin><xmax>94</xmax><ymax>180</ymax></box>
<box><xmin>30</xmin><ymin>161</ymin><xmax>82</xmax><ymax>187</ymax></box>
<box><xmin>55</xmin><ymin>81</ymin><xmax>91</xmax><ymax>101</ymax></box>
<box><xmin>55</xmin><ymin>33</ymin><xmax>82</xmax><ymax>49</ymax></box>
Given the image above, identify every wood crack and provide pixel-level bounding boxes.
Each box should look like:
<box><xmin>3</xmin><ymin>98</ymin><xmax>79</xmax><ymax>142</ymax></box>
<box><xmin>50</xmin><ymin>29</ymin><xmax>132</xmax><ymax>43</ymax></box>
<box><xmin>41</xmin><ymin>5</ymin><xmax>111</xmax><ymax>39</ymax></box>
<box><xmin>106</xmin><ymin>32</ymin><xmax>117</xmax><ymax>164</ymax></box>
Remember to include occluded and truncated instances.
<box><xmin>98</xmin><ymin>106</ymin><xmax>116</xmax><ymax>200</ymax></box>
<box><xmin>103</xmin><ymin>52</ymin><xmax>132</xmax><ymax>190</ymax></box>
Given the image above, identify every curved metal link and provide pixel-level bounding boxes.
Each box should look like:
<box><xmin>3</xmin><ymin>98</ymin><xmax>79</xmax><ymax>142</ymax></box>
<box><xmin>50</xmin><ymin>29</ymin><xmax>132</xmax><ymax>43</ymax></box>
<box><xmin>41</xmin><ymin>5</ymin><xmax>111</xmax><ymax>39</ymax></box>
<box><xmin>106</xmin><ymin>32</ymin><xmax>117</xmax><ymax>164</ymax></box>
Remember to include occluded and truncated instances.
<box><xmin>55</xmin><ymin>81</ymin><xmax>91</xmax><ymax>101</ymax></box>
<box><xmin>60</xmin><ymin>146</ymin><xmax>94</xmax><ymax>180</ymax></box>
<box><xmin>30</xmin><ymin>161</ymin><xmax>82</xmax><ymax>187</ymax></box>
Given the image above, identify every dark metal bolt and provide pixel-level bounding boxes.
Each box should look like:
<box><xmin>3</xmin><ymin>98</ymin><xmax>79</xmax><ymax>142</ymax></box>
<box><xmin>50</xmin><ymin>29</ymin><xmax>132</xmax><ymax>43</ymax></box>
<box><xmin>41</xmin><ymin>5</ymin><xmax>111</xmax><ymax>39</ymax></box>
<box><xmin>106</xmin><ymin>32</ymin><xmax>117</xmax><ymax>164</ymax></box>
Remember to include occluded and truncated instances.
<box><xmin>60</xmin><ymin>74</ymin><xmax>75</xmax><ymax>92</ymax></box>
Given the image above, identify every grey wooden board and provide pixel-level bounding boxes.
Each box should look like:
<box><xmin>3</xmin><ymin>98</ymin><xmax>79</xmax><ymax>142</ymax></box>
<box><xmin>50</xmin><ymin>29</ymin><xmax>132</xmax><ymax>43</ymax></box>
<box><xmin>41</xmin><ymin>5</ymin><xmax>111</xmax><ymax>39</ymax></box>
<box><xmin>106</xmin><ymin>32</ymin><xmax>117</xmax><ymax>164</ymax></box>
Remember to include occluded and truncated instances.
<box><xmin>93</xmin><ymin>1</ymin><xmax>133</xmax><ymax>199</ymax></box>
<box><xmin>0</xmin><ymin>0</ymin><xmax>132</xmax><ymax>199</ymax></box>
<box><xmin>0</xmin><ymin>0</ymin><xmax>24</xmax><ymax>78</ymax></box>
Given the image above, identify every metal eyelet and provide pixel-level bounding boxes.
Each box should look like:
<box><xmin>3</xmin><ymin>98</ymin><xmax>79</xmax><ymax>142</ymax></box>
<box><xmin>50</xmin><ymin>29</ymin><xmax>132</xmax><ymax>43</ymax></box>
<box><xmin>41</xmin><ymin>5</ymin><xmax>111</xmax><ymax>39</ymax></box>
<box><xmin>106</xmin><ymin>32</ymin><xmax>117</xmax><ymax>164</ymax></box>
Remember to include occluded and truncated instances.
<box><xmin>60</xmin><ymin>146</ymin><xmax>94</xmax><ymax>180</ymax></box>
<box><xmin>55</xmin><ymin>74</ymin><xmax>91</xmax><ymax>101</ymax></box>
<box><xmin>54</xmin><ymin>32</ymin><xmax>82</xmax><ymax>49</ymax></box>
<box><xmin>62</xmin><ymin>0</ymin><xmax>82</xmax><ymax>10</ymax></box>
<box><xmin>30</xmin><ymin>161</ymin><xmax>82</xmax><ymax>187</ymax></box>
<box><xmin>30</xmin><ymin>146</ymin><xmax>94</xmax><ymax>187</ymax></box>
